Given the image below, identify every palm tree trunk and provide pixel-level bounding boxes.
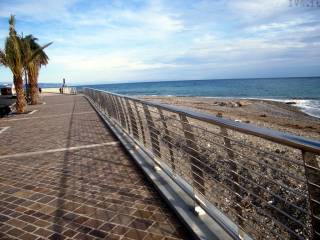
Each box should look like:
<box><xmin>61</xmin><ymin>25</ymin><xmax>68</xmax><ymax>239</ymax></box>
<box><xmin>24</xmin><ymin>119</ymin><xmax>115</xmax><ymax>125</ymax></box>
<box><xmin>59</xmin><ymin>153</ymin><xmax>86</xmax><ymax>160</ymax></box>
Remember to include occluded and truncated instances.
<box><xmin>13</xmin><ymin>75</ymin><xmax>26</xmax><ymax>113</ymax></box>
<box><xmin>28</xmin><ymin>71</ymin><xmax>39</xmax><ymax>105</ymax></box>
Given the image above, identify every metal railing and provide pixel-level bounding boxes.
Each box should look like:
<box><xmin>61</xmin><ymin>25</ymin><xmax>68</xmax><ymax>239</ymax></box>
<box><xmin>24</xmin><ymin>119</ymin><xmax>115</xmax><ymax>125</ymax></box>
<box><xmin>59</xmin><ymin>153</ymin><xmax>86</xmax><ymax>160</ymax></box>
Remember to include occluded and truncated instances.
<box><xmin>41</xmin><ymin>87</ymin><xmax>77</xmax><ymax>95</ymax></box>
<box><xmin>62</xmin><ymin>87</ymin><xmax>77</xmax><ymax>95</ymax></box>
<box><xmin>84</xmin><ymin>88</ymin><xmax>320</xmax><ymax>240</ymax></box>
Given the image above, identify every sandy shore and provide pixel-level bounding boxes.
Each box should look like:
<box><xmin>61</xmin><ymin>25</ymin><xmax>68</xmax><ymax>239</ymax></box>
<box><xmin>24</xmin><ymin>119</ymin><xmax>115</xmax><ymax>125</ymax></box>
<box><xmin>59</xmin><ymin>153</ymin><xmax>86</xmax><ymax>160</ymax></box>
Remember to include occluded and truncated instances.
<box><xmin>139</xmin><ymin>96</ymin><xmax>320</xmax><ymax>140</ymax></box>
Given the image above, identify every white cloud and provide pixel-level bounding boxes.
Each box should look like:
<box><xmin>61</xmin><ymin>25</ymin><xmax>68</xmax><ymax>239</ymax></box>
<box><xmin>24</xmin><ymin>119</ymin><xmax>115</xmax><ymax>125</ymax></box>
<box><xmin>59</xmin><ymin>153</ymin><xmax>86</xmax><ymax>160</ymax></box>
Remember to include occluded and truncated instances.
<box><xmin>0</xmin><ymin>0</ymin><xmax>319</xmax><ymax>84</ymax></box>
<box><xmin>52</xmin><ymin>51</ymin><xmax>175</xmax><ymax>72</ymax></box>
<box><xmin>229</xmin><ymin>0</ymin><xmax>289</xmax><ymax>20</ymax></box>
<box><xmin>0</xmin><ymin>0</ymin><xmax>74</xmax><ymax>21</ymax></box>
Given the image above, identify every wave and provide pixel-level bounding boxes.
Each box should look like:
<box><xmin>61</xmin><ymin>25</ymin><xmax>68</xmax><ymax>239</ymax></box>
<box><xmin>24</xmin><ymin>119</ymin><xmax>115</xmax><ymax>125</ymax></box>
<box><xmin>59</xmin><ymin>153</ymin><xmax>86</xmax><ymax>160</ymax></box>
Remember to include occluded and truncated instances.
<box><xmin>290</xmin><ymin>100</ymin><xmax>320</xmax><ymax>119</ymax></box>
<box><xmin>145</xmin><ymin>95</ymin><xmax>320</xmax><ymax>119</ymax></box>
<box><xmin>231</xmin><ymin>98</ymin><xmax>320</xmax><ymax>119</ymax></box>
<box><xmin>216</xmin><ymin>98</ymin><xmax>320</xmax><ymax>119</ymax></box>
<box><xmin>253</xmin><ymin>98</ymin><xmax>320</xmax><ymax>119</ymax></box>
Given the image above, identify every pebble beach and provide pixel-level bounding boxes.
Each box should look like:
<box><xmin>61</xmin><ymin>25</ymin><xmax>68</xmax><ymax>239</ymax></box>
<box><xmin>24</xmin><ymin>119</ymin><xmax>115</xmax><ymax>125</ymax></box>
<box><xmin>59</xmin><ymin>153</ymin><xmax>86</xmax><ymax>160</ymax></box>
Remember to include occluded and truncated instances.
<box><xmin>140</xmin><ymin>96</ymin><xmax>320</xmax><ymax>140</ymax></box>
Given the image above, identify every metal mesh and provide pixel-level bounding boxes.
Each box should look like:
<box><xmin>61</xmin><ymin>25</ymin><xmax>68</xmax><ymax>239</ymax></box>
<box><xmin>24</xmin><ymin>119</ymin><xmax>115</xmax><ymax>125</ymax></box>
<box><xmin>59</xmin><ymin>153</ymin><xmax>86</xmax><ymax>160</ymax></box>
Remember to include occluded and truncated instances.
<box><xmin>84</xmin><ymin>88</ymin><xmax>320</xmax><ymax>240</ymax></box>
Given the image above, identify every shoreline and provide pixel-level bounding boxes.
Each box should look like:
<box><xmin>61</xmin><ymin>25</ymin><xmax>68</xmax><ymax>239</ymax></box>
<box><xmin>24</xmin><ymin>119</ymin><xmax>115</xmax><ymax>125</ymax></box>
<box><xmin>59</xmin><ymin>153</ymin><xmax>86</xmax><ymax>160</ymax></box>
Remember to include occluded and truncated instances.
<box><xmin>139</xmin><ymin>96</ymin><xmax>320</xmax><ymax>140</ymax></box>
<box><xmin>134</xmin><ymin>95</ymin><xmax>320</xmax><ymax>118</ymax></box>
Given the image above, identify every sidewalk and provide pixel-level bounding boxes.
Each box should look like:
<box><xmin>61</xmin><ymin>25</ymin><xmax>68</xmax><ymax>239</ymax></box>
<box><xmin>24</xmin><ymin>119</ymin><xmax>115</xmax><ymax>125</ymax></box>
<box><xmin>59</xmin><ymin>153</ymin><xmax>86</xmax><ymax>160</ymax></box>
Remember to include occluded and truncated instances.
<box><xmin>0</xmin><ymin>94</ymin><xmax>189</xmax><ymax>240</ymax></box>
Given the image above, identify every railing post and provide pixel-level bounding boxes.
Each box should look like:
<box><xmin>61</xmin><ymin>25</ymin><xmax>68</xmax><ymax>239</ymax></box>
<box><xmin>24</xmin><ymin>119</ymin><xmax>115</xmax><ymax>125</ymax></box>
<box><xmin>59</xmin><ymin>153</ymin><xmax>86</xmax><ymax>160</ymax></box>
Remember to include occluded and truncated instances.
<box><xmin>112</xmin><ymin>96</ymin><xmax>127</xmax><ymax>128</ymax></box>
<box><xmin>118</xmin><ymin>97</ymin><xmax>131</xmax><ymax>133</ymax></box>
<box><xmin>179</xmin><ymin>114</ymin><xmax>205</xmax><ymax>195</ymax></box>
<box><xmin>220</xmin><ymin>126</ymin><xmax>245</xmax><ymax>239</ymax></box>
<box><xmin>302</xmin><ymin>151</ymin><xmax>320</xmax><ymax>239</ymax></box>
<box><xmin>108</xmin><ymin>94</ymin><xmax>120</xmax><ymax>121</ymax></box>
<box><xmin>157</xmin><ymin>108</ymin><xmax>175</xmax><ymax>171</ymax></box>
<box><xmin>125</xmin><ymin>98</ymin><xmax>139</xmax><ymax>140</ymax></box>
<box><xmin>100</xmin><ymin>93</ymin><xmax>109</xmax><ymax>115</ymax></box>
<box><xmin>143</xmin><ymin>105</ymin><xmax>161</xmax><ymax>158</ymax></box>
<box><xmin>104</xmin><ymin>94</ymin><xmax>113</xmax><ymax>117</ymax></box>
<box><xmin>133</xmin><ymin>102</ymin><xmax>146</xmax><ymax>146</ymax></box>
<box><xmin>108</xmin><ymin>95</ymin><xmax>121</xmax><ymax>122</ymax></box>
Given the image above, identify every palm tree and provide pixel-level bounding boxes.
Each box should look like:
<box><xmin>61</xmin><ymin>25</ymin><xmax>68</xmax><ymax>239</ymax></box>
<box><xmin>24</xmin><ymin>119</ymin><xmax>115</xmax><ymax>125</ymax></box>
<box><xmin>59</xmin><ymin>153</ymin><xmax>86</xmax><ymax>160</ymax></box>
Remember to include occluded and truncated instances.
<box><xmin>0</xmin><ymin>15</ymin><xmax>52</xmax><ymax>112</ymax></box>
<box><xmin>0</xmin><ymin>15</ymin><xmax>26</xmax><ymax>113</ymax></box>
<box><xmin>23</xmin><ymin>35</ymin><xmax>51</xmax><ymax>105</ymax></box>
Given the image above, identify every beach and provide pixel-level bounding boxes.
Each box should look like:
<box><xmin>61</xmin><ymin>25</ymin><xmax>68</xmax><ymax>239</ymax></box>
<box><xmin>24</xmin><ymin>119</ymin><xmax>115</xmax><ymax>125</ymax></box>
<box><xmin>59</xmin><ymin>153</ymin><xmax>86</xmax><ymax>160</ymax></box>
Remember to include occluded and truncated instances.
<box><xmin>139</xmin><ymin>96</ymin><xmax>320</xmax><ymax>140</ymax></box>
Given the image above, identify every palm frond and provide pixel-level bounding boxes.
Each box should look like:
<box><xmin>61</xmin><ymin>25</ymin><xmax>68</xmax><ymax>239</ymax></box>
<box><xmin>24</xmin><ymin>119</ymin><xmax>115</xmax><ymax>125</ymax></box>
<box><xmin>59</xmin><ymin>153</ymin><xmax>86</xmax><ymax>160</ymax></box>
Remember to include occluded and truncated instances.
<box><xmin>9</xmin><ymin>15</ymin><xmax>17</xmax><ymax>37</ymax></box>
<box><xmin>27</xmin><ymin>42</ymin><xmax>53</xmax><ymax>64</ymax></box>
<box><xmin>0</xmin><ymin>49</ymin><xmax>7</xmax><ymax>67</ymax></box>
<box><xmin>4</xmin><ymin>35</ymin><xmax>24</xmax><ymax>76</ymax></box>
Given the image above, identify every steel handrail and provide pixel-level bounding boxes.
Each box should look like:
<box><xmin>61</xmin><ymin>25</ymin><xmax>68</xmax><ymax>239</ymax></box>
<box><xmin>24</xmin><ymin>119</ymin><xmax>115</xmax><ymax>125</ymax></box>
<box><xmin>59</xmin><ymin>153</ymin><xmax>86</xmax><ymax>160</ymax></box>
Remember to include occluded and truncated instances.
<box><xmin>85</xmin><ymin>88</ymin><xmax>320</xmax><ymax>154</ymax></box>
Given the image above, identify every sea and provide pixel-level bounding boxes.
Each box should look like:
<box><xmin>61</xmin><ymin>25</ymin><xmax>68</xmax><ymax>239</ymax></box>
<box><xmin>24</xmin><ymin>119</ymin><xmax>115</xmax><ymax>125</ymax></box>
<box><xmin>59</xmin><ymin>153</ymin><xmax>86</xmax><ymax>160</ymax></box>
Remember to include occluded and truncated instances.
<box><xmin>80</xmin><ymin>77</ymin><xmax>320</xmax><ymax>118</ymax></box>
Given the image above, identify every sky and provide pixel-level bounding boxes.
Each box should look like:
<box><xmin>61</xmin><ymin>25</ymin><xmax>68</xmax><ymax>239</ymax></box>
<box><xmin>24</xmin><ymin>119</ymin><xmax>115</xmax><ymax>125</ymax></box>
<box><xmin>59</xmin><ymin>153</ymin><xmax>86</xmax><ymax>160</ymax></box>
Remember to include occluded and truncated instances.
<box><xmin>0</xmin><ymin>0</ymin><xmax>320</xmax><ymax>85</ymax></box>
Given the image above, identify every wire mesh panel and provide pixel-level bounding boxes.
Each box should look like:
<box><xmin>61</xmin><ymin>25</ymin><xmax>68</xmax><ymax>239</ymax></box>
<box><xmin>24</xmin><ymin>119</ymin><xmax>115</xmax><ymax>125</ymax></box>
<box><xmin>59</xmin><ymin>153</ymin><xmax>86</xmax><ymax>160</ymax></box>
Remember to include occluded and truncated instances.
<box><xmin>84</xmin><ymin>88</ymin><xmax>320</xmax><ymax>240</ymax></box>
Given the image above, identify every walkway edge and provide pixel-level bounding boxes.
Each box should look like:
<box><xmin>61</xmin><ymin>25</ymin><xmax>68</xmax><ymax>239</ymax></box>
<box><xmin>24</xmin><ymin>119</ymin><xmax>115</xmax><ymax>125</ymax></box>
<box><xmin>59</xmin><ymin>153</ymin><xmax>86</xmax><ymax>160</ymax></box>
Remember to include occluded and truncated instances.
<box><xmin>85</xmin><ymin>96</ymin><xmax>236</xmax><ymax>240</ymax></box>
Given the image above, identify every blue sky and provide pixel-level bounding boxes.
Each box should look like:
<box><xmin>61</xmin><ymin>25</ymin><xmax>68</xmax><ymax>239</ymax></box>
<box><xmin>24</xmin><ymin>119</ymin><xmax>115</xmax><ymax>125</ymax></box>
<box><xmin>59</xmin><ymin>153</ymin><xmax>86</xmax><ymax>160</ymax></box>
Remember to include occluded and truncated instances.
<box><xmin>0</xmin><ymin>0</ymin><xmax>320</xmax><ymax>85</ymax></box>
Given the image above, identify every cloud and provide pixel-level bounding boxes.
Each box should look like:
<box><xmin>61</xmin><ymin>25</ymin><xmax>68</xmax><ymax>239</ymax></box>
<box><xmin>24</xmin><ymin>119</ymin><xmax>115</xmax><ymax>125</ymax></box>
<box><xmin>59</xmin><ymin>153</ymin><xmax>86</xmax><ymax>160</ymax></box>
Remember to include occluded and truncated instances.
<box><xmin>0</xmin><ymin>0</ymin><xmax>319</xmax><ymax>84</ymax></box>
<box><xmin>0</xmin><ymin>0</ymin><xmax>75</xmax><ymax>21</ymax></box>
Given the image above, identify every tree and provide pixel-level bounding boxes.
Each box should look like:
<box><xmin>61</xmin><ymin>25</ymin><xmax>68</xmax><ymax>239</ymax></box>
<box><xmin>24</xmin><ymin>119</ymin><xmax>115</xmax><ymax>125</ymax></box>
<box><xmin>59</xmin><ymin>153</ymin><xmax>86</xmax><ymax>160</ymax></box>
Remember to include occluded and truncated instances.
<box><xmin>0</xmin><ymin>15</ymin><xmax>52</xmax><ymax>112</ymax></box>
<box><xmin>0</xmin><ymin>15</ymin><xmax>26</xmax><ymax>113</ymax></box>
<box><xmin>23</xmin><ymin>35</ymin><xmax>51</xmax><ymax>105</ymax></box>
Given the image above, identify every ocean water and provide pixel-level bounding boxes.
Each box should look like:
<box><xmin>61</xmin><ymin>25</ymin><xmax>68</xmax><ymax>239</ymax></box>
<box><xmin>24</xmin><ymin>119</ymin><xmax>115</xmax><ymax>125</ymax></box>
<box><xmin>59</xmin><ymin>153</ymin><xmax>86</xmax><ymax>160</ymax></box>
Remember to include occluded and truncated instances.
<box><xmin>79</xmin><ymin>77</ymin><xmax>320</xmax><ymax>118</ymax></box>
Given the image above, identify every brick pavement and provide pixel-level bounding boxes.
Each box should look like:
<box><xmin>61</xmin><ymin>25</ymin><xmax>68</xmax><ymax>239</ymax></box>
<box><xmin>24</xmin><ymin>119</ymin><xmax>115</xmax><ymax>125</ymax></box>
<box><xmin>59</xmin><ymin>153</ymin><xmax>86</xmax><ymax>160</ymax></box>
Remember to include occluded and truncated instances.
<box><xmin>0</xmin><ymin>94</ymin><xmax>190</xmax><ymax>240</ymax></box>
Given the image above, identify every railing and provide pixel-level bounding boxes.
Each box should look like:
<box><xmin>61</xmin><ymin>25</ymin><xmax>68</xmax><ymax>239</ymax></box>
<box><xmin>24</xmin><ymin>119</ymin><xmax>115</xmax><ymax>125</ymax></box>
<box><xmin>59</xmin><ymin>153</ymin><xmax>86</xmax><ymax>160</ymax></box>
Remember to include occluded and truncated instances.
<box><xmin>41</xmin><ymin>87</ymin><xmax>77</xmax><ymax>95</ymax></box>
<box><xmin>62</xmin><ymin>87</ymin><xmax>77</xmax><ymax>95</ymax></box>
<box><xmin>84</xmin><ymin>88</ymin><xmax>320</xmax><ymax>240</ymax></box>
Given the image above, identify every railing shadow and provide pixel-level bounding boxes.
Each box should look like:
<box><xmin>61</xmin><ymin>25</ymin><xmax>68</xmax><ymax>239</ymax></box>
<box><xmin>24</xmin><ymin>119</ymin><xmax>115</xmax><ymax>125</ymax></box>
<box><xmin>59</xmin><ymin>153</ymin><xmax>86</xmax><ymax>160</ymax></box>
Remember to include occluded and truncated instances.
<box><xmin>51</xmin><ymin>96</ymin><xmax>76</xmax><ymax>239</ymax></box>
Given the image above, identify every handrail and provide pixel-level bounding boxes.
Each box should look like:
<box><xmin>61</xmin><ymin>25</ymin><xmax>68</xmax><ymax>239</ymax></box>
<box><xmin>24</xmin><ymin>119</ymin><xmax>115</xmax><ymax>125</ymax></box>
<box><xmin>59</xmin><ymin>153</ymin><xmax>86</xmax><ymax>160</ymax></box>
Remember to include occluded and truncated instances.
<box><xmin>84</xmin><ymin>87</ymin><xmax>320</xmax><ymax>240</ymax></box>
<box><xmin>62</xmin><ymin>87</ymin><xmax>77</xmax><ymax>95</ymax></box>
<box><xmin>85</xmin><ymin>88</ymin><xmax>320</xmax><ymax>154</ymax></box>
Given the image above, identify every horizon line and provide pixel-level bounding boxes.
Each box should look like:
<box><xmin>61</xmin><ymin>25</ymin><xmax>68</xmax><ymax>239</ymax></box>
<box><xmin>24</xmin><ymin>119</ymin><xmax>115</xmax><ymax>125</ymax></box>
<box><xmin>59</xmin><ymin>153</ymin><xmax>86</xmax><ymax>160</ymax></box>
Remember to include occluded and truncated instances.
<box><xmin>73</xmin><ymin>75</ymin><xmax>320</xmax><ymax>86</ymax></box>
<box><xmin>1</xmin><ymin>75</ymin><xmax>319</xmax><ymax>86</ymax></box>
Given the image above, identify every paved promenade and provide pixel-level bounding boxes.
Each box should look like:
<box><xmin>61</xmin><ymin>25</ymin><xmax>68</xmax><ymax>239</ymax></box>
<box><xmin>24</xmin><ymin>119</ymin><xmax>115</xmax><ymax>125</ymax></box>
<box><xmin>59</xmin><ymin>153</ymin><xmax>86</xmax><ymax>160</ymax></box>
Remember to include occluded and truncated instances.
<box><xmin>0</xmin><ymin>94</ymin><xmax>189</xmax><ymax>240</ymax></box>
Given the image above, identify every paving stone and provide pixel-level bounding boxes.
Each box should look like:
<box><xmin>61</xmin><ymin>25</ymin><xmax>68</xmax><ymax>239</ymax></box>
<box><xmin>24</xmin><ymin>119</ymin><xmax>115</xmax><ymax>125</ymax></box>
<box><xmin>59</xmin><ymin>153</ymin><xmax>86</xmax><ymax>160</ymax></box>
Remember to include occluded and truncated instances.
<box><xmin>128</xmin><ymin>218</ymin><xmax>153</xmax><ymax>230</ymax></box>
<box><xmin>22</xmin><ymin>224</ymin><xmax>37</xmax><ymax>233</ymax></box>
<box><xmin>73</xmin><ymin>215</ymin><xmax>90</xmax><ymax>225</ymax></box>
<box><xmin>88</xmin><ymin>229</ymin><xmax>107</xmax><ymax>238</ymax></box>
<box><xmin>77</xmin><ymin>225</ymin><xmax>92</xmax><ymax>234</ymax></box>
<box><xmin>94</xmin><ymin>209</ymin><xmax>116</xmax><ymax>221</ymax></box>
<box><xmin>106</xmin><ymin>233</ymin><xmax>122</xmax><ymax>240</ymax></box>
<box><xmin>7</xmin><ymin>218</ymin><xmax>28</xmax><ymax>228</ymax></box>
<box><xmin>111</xmin><ymin>225</ymin><xmax>131</xmax><ymax>235</ymax></box>
<box><xmin>73</xmin><ymin>232</ymin><xmax>95</xmax><ymax>240</ymax></box>
<box><xmin>99</xmin><ymin>222</ymin><xmax>116</xmax><ymax>232</ymax></box>
<box><xmin>49</xmin><ymin>232</ymin><xmax>64</xmax><ymax>240</ymax></box>
<box><xmin>82</xmin><ymin>218</ymin><xmax>103</xmax><ymax>228</ymax></box>
<box><xmin>38</xmin><ymin>196</ymin><xmax>55</xmax><ymax>204</ymax></box>
<box><xmin>110</xmin><ymin>214</ymin><xmax>135</xmax><ymax>226</ymax></box>
<box><xmin>34</xmin><ymin>228</ymin><xmax>53</xmax><ymax>237</ymax></box>
<box><xmin>0</xmin><ymin>214</ymin><xmax>10</xmax><ymax>222</ymax></box>
<box><xmin>132</xmin><ymin>209</ymin><xmax>154</xmax><ymax>219</ymax></box>
<box><xmin>34</xmin><ymin>219</ymin><xmax>51</xmax><ymax>228</ymax></box>
<box><xmin>0</xmin><ymin>95</ymin><xmax>188</xmax><ymax>239</ymax></box>
<box><xmin>15</xmin><ymin>206</ymin><xmax>28</xmax><ymax>213</ymax></box>
<box><xmin>144</xmin><ymin>232</ymin><xmax>164</xmax><ymax>240</ymax></box>
<box><xmin>124</xmin><ymin>229</ymin><xmax>147</xmax><ymax>239</ymax></box>
<box><xmin>150</xmin><ymin>212</ymin><xmax>168</xmax><ymax>222</ymax></box>
<box><xmin>18</xmin><ymin>214</ymin><xmax>38</xmax><ymax>224</ymax></box>
<box><xmin>62</xmin><ymin>229</ymin><xmax>77</xmax><ymax>238</ymax></box>
<box><xmin>6</xmin><ymin>227</ymin><xmax>25</xmax><ymax>237</ymax></box>
<box><xmin>19</xmin><ymin>232</ymin><xmax>38</xmax><ymax>240</ymax></box>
